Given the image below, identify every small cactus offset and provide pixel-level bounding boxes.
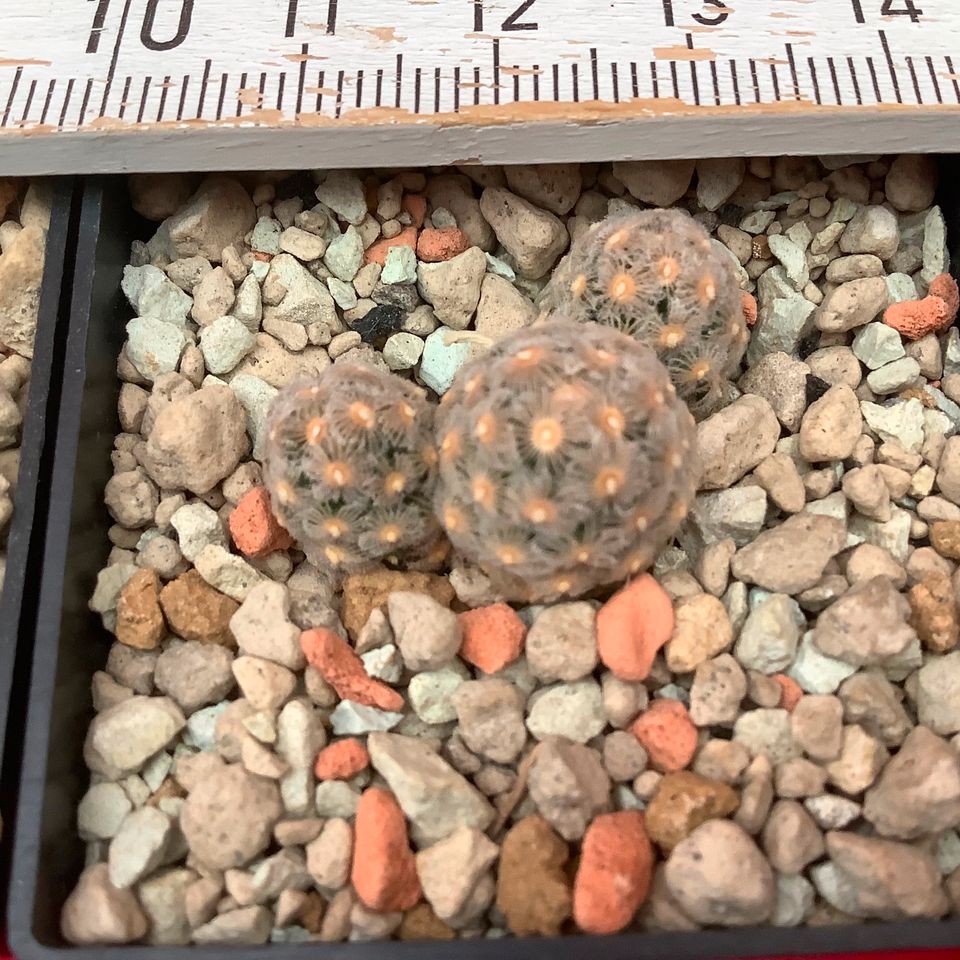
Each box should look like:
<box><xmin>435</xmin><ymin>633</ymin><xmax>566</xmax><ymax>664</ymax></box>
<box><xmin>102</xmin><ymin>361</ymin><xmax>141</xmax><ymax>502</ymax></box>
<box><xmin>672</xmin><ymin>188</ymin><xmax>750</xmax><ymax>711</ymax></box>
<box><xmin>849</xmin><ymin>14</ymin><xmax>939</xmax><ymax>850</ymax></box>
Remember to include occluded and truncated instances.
<box><xmin>263</xmin><ymin>365</ymin><xmax>440</xmax><ymax>571</ymax></box>
<box><xmin>434</xmin><ymin>320</ymin><xmax>698</xmax><ymax>602</ymax></box>
<box><xmin>540</xmin><ymin>208</ymin><xmax>748</xmax><ymax>418</ymax></box>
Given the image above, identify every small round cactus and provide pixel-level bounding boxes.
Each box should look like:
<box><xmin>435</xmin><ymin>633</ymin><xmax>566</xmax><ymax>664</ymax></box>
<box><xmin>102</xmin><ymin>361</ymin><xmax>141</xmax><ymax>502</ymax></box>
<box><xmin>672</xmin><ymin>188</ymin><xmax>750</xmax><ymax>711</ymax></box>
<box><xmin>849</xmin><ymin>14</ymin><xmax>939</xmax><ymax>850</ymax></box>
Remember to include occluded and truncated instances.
<box><xmin>434</xmin><ymin>320</ymin><xmax>698</xmax><ymax>602</ymax></box>
<box><xmin>540</xmin><ymin>208</ymin><xmax>748</xmax><ymax>418</ymax></box>
<box><xmin>263</xmin><ymin>365</ymin><xmax>439</xmax><ymax>571</ymax></box>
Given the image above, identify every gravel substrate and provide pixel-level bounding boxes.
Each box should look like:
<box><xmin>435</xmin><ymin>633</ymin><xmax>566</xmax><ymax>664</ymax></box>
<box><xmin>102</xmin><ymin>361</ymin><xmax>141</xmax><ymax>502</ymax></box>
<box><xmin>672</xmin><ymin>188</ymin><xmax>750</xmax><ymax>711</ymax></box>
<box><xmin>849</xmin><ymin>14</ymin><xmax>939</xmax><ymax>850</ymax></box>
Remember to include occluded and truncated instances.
<box><xmin>64</xmin><ymin>155</ymin><xmax>960</xmax><ymax>944</ymax></box>
<box><xmin>0</xmin><ymin>178</ymin><xmax>51</xmax><ymax>592</ymax></box>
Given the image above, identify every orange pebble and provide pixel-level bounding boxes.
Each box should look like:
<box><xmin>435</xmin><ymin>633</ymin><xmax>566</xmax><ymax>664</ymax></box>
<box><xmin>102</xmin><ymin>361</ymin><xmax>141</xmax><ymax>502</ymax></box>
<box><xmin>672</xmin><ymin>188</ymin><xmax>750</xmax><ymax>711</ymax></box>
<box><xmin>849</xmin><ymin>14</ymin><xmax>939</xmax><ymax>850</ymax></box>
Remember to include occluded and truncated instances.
<box><xmin>573</xmin><ymin>811</ymin><xmax>654</xmax><ymax>935</ymax></box>
<box><xmin>402</xmin><ymin>193</ymin><xmax>427</xmax><ymax>229</ymax></box>
<box><xmin>228</xmin><ymin>486</ymin><xmax>294</xmax><ymax>558</ymax></box>
<box><xmin>363</xmin><ymin>226</ymin><xmax>418</xmax><ymax>267</ymax></box>
<box><xmin>352</xmin><ymin>788</ymin><xmax>421</xmax><ymax>912</ymax></box>
<box><xmin>773</xmin><ymin>673</ymin><xmax>803</xmax><ymax>712</ymax></box>
<box><xmin>417</xmin><ymin>227</ymin><xmax>469</xmax><ymax>263</ymax></box>
<box><xmin>315</xmin><ymin>738</ymin><xmax>370</xmax><ymax>780</ymax></box>
<box><xmin>458</xmin><ymin>603</ymin><xmax>526</xmax><ymax>674</ymax></box>
<box><xmin>300</xmin><ymin>627</ymin><xmax>404</xmax><ymax>712</ymax></box>
<box><xmin>631</xmin><ymin>700</ymin><xmax>697</xmax><ymax>772</ymax></box>
<box><xmin>883</xmin><ymin>295</ymin><xmax>951</xmax><ymax>340</ymax></box>
<box><xmin>929</xmin><ymin>273</ymin><xmax>960</xmax><ymax>324</ymax></box>
<box><xmin>741</xmin><ymin>290</ymin><xmax>758</xmax><ymax>328</ymax></box>
<box><xmin>596</xmin><ymin>575</ymin><xmax>674</xmax><ymax>682</ymax></box>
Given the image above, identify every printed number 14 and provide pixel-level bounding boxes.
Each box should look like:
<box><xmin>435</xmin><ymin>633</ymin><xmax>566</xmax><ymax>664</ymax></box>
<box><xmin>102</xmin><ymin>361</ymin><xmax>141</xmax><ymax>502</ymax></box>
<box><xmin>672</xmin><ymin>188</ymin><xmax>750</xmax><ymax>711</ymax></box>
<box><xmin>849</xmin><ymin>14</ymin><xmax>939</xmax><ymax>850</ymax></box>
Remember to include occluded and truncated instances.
<box><xmin>851</xmin><ymin>0</ymin><xmax>925</xmax><ymax>23</ymax></box>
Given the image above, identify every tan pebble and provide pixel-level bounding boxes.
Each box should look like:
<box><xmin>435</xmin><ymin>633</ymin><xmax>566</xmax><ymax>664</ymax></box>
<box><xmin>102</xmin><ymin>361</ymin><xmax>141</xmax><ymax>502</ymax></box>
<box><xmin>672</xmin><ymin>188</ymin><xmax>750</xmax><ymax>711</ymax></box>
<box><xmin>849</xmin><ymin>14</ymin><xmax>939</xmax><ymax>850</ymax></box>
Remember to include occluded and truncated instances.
<box><xmin>664</xmin><ymin>594</ymin><xmax>732</xmax><ymax>673</ymax></box>
<box><xmin>645</xmin><ymin>771</ymin><xmax>739</xmax><ymax>852</ymax></box>
<box><xmin>340</xmin><ymin>569</ymin><xmax>454</xmax><ymax>640</ymax></box>
<box><xmin>496</xmin><ymin>815</ymin><xmax>571</xmax><ymax>936</ymax></box>
<box><xmin>826</xmin><ymin>725</ymin><xmax>889</xmax><ymax>795</ymax></box>
<box><xmin>762</xmin><ymin>799</ymin><xmax>825</xmax><ymax>873</ymax></box>
<box><xmin>115</xmin><ymin>569</ymin><xmax>166</xmax><ymax>650</ymax></box>
<box><xmin>909</xmin><ymin>573</ymin><xmax>960</xmax><ymax>652</ymax></box>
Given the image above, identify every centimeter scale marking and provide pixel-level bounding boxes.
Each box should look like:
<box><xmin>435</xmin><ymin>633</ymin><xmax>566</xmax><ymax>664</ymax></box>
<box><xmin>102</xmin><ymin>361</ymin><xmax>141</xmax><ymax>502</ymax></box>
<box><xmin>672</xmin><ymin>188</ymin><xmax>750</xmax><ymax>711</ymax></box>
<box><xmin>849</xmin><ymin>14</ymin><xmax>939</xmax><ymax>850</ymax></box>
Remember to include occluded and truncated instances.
<box><xmin>0</xmin><ymin>0</ymin><xmax>959</xmax><ymax>173</ymax></box>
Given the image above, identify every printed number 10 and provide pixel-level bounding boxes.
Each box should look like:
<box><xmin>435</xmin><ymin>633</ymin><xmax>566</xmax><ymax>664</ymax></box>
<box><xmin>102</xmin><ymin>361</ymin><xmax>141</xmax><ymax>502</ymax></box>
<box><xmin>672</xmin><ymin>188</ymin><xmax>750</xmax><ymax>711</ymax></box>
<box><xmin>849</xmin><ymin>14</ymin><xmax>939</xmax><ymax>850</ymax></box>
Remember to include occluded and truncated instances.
<box><xmin>851</xmin><ymin>0</ymin><xmax>925</xmax><ymax>23</ymax></box>
<box><xmin>86</xmin><ymin>0</ymin><xmax>195</xmax><ymax>53</ymax></box>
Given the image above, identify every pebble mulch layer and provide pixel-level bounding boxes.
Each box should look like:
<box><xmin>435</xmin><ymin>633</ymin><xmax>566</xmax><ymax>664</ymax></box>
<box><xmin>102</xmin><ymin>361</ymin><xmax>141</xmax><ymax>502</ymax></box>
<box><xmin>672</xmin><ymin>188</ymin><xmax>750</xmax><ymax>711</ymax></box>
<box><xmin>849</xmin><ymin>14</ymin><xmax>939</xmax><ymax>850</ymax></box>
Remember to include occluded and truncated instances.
<box><xmin>62</xmin><ymin>156</ymin><xmax>960</xmax><ymax>945</ymax></box>
<box><xmin>0</xmin><ymin>178</ymin><xmax>51</xmax><ymax>593</ymax></box>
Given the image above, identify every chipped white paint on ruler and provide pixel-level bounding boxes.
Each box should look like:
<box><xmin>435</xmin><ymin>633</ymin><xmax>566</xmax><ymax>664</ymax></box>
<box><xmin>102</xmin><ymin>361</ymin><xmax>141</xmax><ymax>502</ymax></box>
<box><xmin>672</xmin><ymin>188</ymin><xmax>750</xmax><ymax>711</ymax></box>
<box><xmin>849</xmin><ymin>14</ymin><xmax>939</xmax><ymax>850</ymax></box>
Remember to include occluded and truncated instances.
<box><xmin>0</xmin><ymin>0</ymin><xmax>959</xmax><ymax>173</ymax></box>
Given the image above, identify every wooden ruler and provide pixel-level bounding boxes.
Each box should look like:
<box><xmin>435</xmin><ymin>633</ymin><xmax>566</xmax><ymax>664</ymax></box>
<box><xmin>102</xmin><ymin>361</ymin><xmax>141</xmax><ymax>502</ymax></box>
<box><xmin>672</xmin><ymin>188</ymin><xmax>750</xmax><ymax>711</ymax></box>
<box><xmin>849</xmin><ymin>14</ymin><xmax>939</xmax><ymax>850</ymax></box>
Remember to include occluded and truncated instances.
<box><xmin>1</xmin><ymin>0</ymin><xmax>959</xmax><ymax>174</ymax></box>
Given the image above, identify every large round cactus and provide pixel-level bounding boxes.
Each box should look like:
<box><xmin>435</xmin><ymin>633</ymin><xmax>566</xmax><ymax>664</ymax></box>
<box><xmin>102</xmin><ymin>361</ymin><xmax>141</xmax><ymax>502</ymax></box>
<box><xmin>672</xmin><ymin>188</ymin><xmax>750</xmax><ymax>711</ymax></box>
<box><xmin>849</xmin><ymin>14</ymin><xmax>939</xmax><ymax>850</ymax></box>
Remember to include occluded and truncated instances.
<box><xmin>434</xmin><ymin>319</ymin><xmax>699</xmax><ymax>602</ymax></box>
<box><xmin>264</xmin><ymin>365</ymin><xmax>439</xmax><ymax>571</ymax></box>
<box><xmin>541</xmin><ymin>209</ymin><xmax>747</xmax><ymax>418</ymax></box>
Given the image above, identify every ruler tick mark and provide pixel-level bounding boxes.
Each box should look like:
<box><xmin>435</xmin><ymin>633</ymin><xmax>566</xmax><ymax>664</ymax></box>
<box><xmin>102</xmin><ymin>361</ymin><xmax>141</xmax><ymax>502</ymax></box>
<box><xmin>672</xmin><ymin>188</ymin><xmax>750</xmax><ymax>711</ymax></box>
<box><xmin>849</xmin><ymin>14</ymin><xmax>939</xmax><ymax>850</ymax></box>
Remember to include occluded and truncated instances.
<box><xmin>709</xmin><ymin>59</ymin><xmax>719</xmax><ymax>105</ymax></box>
<box><xmin>355</xmin><ymin>70</ymin><xmax>363</xmax><ymax>109</ymax></box>
<box><xmin>905</xmin><ymin>56</ymin><xmax>922</xmax><ymax>104</ymax></box>
<box><xmin>453</xmin><ymin>66</ymin><xmax>459</xmax><ymax>112</ymax></box>
<box><xmin>926</xmin><ymin>55</ymin><xmax>942</xmax><ymax>103</ymax></box>
<box><xmin>847</xmin><ymin>57</ymin><xmax>862</xmax><ymax>105</ymax></box>
<box><xmin>19</xmin><ymin>80</ymin><xmax>37</xmax><ymax>128</ymax></box>
<box><xmin>237</xmin><ymin>72</ymin><xmax>247</xmax><ymax>118</ymax></box>
<box><xmin>513</xmin><ymin>67</ymin><xmax>519</xmax><ymax>103</ymax></box>
<box><xmin>277</xmin><ymin>71</ymin><xmax>286</xmax><ymax>111</ymax></box>
<box><xmin>414</xmin><ymin>66</ymin><xmax>421</xmax><ymax>114</ymax></box>
<box><xmin>78</xmin><ymin>78</ymin><xmax>92</xmax><ymax>126</ymax></box>
<box><xmin>396</xmin><ymin>55</ymin><xmax>403</xmax><ymax>110</ymax></box>
<box><xmin>216</xmin><ymin>73</ymin><xmax>227</xmax><ymax>121</ymax></box>
<box><xmin>335</xmin><ymin>69</ymin><xmax>343</xmax><ymax>118</ymax></box>
<box><xmin>730</xmin><ymin>59</ymin><xmax>741</xmax><ymax>106</ymax></box>
<box><xmin>749</xmin><ymin>58</ymin><xmax>760</xmax><ymax>104</ymax></box>
<box><xmin>769</xmin><ymin>63</ymin><xmax>780</xmax><ymax>103</ymax></box>
<box><xmin>786</xmin><ymin>43</ymin><xmax>800</xmax><ymax>100</ymax></box>
<box><xmin>197</xmin><ymin>59</ymin><xmax>211</xmax><ymax>120</ymax></box>
<box><xmin>493</xmin><ymin>39</ymin><xmax>500</xmax><ymax>105</ymax></box>
<box><xmin>40</xmin><ymin>79</ymin><xmax>55</xmax><ymax>126</ymax></box>
<box><xmin>670</xmin><ymin>60</ymin><xmax>679</xmax><ymax>99</ymax></box>
<box><xmin>807</xmin><ymin>57</ymin><xmax>821</xmax><ymax>106</ymax></box>
<box><xmin>533</xmin><ymin>64</ymin><xmax>540</xmax><ymax>101</ymax></box>
<box><xmin>572</xmin><ymin>62</ymin><xmax>579</xmax><ymax>103</ymax></box>
<box><xmin>296</xmin><ymin>43</ymin><xmax>308</xmax><ymax>115</ymax></box>
<box><xmin>119</xmin><ymin>75</ymin><xmax>132</xmax><ymax>119</ymax></box>
<box><xmin>946</xmin><ymin>55</ymin><xmax>960</xmax><ymax>104</ymax></box>
<box><xmin>473</xmin><ymin>65</ymin><xmax>480</xmax><ymax>106</ymax></box>
<box><xmin>157</xmin><ymin>75</ymin><xmax>170</xmax><ymax>122</ymax></box>
<box><xmin>376</xmin><ymin>68</ymin><xmax>384</xmax><ymax>108</ymax></box>
<box><xmin>879</xmin><ymin>31</ymin><xmax>903</xmax><ymax>104</ymax></box>
<box><xmin>102</xmin><ymin>0</ymin><xmax>134</xmax><ymax>117</ymax></box>
<box><xmin>867</xmin><ymin>56</ymin><xmax>882</xmax><ymax>103</ymax></box>
<box><xmin>591</xmin><ymin>48</ymin><xmax>599</xmax><ymax>102</ymax></box>
<box><xmin>317</xmin><ymin>69</ymin><xmax>325</xmax><ymax>114</ymax></box>
<box><xmin>177</xmin><ymin>75</ymin><xmax>189</xmax><ymax>120</ymax></box>
<box><xmin>827</xmin><ymin>57</ymin><xmax>841</xmax><ymax>105</ymax></box>
<box><xmin>435</xmin><ymin>66</ymin><xmax>441</xmax><ymax>112</ymax></box>
<box><xmin>58</xmin><ymin>78</ymin><xmax>75</xmax><ymax>131</ymax></box>
<box><xmin>2</xmin><ymin>67</ymin><xmax>22</xmax><ymax>129</ymax></box>
<box><xmin>137</xmin><ymin>76</ymin><xmax>151</xmax><ymax>124</ymax></box>
<box><xmin>552</xmin><ymin>62</ymin><xmax>559</xmax><ymax>102</ymax></box>
<box><xmin>611</xmin><ymin>62</ymin><xmax>619</xmax><ymax>104</ymax></box>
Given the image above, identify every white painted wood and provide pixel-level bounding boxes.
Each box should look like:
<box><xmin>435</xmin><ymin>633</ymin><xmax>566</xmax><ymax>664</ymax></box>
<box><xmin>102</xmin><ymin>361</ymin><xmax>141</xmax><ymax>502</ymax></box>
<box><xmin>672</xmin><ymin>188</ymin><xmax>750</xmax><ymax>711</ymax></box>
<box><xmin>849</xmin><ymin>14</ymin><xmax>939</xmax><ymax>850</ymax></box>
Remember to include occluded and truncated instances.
<box><xmin>0</xmin><ymin>0</ymin><xmax>958</xmax><ymax>173</ymax></box>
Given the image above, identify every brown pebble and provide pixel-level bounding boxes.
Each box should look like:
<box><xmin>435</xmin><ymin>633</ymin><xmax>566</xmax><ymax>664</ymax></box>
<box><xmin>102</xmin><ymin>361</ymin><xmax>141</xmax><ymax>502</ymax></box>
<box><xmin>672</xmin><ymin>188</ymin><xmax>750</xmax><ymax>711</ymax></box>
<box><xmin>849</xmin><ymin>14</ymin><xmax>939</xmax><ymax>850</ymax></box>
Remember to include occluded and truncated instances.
<box><xmin>398</xmin><ymin>903</ymin><xmax>456</xmax><ymax>941</ymax></box>
<box><xmin>496</xmin><ymin>815</ymin><xmax>571</xmax><ymax>937</ymax></box>
<box><xmin>909</xmin><ymin>573</ymin><xmax>960</xmax><ymax>652</ymax></box>
<box><xmin>299</xmin><ymin>892</ymin><xmax>326</xmax><ymax>933</ymax></box>
<box><xmin>931</xmin><ymin>521</ymin><xmax>960</xmax><ymax>560</ymax></box>
<box><xmin>115</xmin><ymin>569</ymin><xmax>165</xmax><ymax>650</ymax></box>
<box><xmin>645</xmin><ymin>771</ymin><xmax>740</xmax><ymax>852</ymax></box>
<box><xmin>159</xmin><ymin>570</ymin><xmax>238</xmax><ymax>646</ymax></box>
<box><xmin>341</xmin><ymin>569</ymin><xmax>454</xmax><ymax>640</ymax></box>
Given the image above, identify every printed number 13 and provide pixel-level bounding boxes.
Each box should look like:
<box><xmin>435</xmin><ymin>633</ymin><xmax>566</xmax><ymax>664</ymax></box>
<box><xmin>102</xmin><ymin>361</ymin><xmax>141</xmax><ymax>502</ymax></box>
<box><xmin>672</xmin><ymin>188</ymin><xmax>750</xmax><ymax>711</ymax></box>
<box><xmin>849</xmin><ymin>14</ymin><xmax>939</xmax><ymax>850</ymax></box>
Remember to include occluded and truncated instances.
<box><xmin>662</xmin><ymin>1</ymin><xmax>730</xmax><ymax>27</ymax></box>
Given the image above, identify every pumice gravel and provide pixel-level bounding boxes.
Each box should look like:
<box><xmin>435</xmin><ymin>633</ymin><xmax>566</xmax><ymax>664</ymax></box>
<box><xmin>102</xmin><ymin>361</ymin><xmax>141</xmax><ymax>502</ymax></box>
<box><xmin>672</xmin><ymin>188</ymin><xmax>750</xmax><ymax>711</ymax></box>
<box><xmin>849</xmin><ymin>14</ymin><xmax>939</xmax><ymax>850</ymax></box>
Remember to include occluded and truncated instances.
<box><xmin>62</xmin><ymin>155</ymin><xmax>960</xmax><ymax>944</ymax></box>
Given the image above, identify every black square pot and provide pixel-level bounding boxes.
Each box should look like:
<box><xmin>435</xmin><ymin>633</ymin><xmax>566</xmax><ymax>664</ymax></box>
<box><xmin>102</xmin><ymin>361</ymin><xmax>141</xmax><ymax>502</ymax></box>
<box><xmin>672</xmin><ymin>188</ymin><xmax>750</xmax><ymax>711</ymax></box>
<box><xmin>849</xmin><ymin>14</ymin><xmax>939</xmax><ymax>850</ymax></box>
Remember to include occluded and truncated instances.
<box><xmin>8</xmin><ymin>170</ymin><xmax>960</xmax><ymax>959</ymax></box>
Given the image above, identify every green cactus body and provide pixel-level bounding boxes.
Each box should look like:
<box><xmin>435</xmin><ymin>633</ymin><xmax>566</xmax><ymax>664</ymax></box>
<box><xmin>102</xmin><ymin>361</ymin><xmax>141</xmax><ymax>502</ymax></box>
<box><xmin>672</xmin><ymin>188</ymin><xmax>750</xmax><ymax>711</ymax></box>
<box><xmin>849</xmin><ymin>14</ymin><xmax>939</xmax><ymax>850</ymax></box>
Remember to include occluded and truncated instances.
<box><xmin>541</xmin><ymin>209</ymin><xmax>748</xmax><ymax>419</ymax></box>
<box><xmin>263</xmin><ymin>365</ymin><xmax>439</xmax><ymax>571</ymax></box>
<box><xmin>434</xmin><ymin>320</ymin><xmax>698</xmax><ymax>602</ymax></box>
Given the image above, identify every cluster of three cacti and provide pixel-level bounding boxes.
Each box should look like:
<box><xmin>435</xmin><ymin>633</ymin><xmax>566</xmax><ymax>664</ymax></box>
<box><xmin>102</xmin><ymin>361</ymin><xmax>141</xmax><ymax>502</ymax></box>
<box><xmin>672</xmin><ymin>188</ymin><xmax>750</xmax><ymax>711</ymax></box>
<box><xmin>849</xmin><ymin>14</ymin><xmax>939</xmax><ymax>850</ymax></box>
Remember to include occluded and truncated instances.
<box><xmin>264</xmin><ymin>209</ymin><xmax>748</xmax><ymax>603</ymax></box>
